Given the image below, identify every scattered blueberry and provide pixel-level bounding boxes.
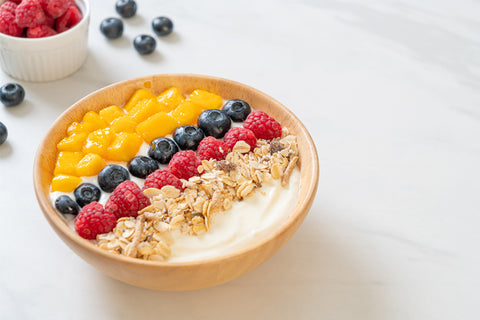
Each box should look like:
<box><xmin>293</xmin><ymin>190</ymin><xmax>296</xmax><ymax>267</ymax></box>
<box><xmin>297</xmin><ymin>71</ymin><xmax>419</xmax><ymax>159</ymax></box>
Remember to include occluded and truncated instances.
<box><xmin>74</xmin><ymin>183</ymin><xmax>102</xmax><ymax>207</ymax></box>
<box><xmin>0</xmin><ymin>122</ymin><xmax>7</xmax><ymax>145</ymax></box>
<box><xmin>133</xmin><ymin>34</ymin><xmax>156</xmax><ymax>55</ymax></box>
<box><xmin>0</xmin><ymin>83</ymin><xmax>25</xmax><ymax>107</ymax></box>
<box><xmin>128</xmin><ymin>156</ymin><xmax>159</xmax><ymax>179</ymax></box>
<box><xmin>152</xmin><ymin>16</ymin><xmax>173</xmax><ymax>36</ymax></box>
<box><xmin>98</xmin><ymin>164</ymin><xmax>130</xmax><ymax>193</ymax></box>
<box><xmin>100</xmin><ymin>17</ymin><xmax>124</xmax><ymax>39</ymax></box>
<box><xmin>148</xmin><ymin>137</ymin><xmax>178</xmax><ymax>164</ymax></box>
<box><xmin>198</xmin><ymin>109</ymin><xmax>231</xmax><ymax>138</ymax></box>
<box><xmin>223</xmin><ymin>99</ymin><xmax>251</xmax><ymax>122</ymax></box>
<box><xmin>115</xmin><ymin>0</ymin><xmax>137</xmax><ymax>18</ymax></box>
<box><xmin>173</xmin><ymin>125</ymin><xmax>205</xmax><ymax>150</ymax></box>
<box><xmin>55</xmin><ymin>195</ymin><xmax>80</xmax><ymax>215</ymax></box>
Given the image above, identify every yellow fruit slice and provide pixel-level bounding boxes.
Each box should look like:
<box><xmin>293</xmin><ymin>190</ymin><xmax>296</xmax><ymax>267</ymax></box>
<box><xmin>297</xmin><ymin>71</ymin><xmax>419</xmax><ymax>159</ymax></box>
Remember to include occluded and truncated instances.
<box><xmin>99</xmin><ymin>105</ymin><xmax>125</xmax><ymax>124</ymax></box>
<box><xmin>106</xmin><ymin>133</ymin><xmax>143</xmax><ymax>162</ymax></box>
<box><xmin>188</xmin><ymin>89</ymin><xmax>223</xmax><ymax>110</ymax></box>
<box><xmin>76</xmin><ymin>153</ymin><xmax>106</xmax><ymax>177</ymax></box>
<box><xmin>54</xmin><ymin>152</ymin><xmax>84</xmax><ymax>176</ymax></box>
<box><xmin>57</xmin><ymin>133</ymin><xmax>87</xmax><ymax>152</ymax></box>
<box><xmin>110</xmin><ymin>116</ymin><xmax>138</xmax><ymax>133</ymax></box>
<box><xmin>127</xmin><ymin>98</ymin><xmax>163</xmax><ymax>123</ymax></box>
<box><xmin>136</xmin><ymin>112</ymin><xmax>178</xmax><ymax>143</ymax></box>
<box><xmin>66</xmin><ymin>112</ymin><xmax>107</xmax><ymax>136</ymax></box>
<box><xmin>67</xmin><ymin>121</ymin><xmax>96</xmax><ymax>135</ymax></box>
<box><xmin>157</xmin><ymin>87</ymin><xmax>185</xmax><ymax>112</ymax></box>
<box><xmin>82</xmin><ymin>128</ymin><xmax>115</xmax><ymax>158</ymax></box>
<box><xmin>83</xmin><ymin>111</ymin><xmax>107</xmax><ymax>130</ymax></box>
<box><xmin>124</xmin><ymin>89</ymin><xmax>157</xmax><ymax>112</ymax></box>
<box><xmin>51</xmin><ymin>175</ymin><xmax>83</xmax><ymax>192</ymax></box>
<box><xmin>169</xmin><ymin>100</ymin><xmax>203</xmax><ymax>126</ymax></box>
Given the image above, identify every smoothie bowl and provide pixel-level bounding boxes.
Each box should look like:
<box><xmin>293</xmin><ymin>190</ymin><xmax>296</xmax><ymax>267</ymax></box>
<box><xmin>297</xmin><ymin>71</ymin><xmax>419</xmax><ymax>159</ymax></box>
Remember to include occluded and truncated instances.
<box><xmin>33</xmin><ymin>74</ymin><xmax>319</xmax><ymax>290</ymax></box>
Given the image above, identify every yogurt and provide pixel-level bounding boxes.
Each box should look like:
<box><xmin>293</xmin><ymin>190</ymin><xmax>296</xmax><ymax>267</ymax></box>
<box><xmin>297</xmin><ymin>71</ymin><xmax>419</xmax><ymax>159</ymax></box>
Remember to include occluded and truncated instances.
<box><xmin>168</xmin><ymin>168</ymin><xmax>300</xmax><ymax>262</ymax></box>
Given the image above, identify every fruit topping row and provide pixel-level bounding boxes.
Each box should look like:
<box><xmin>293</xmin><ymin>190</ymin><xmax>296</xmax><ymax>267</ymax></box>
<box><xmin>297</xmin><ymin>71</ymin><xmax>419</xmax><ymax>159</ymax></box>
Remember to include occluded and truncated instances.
<box><xmin>51</xmin><ymin>87</ymin><xmax>285</xmax><ymax>240</ymax></box>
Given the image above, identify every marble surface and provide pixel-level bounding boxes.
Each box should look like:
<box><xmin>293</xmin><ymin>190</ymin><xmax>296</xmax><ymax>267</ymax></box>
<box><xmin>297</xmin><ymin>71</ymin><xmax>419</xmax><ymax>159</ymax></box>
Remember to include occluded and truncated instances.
<box><xmin>1</xmin><ymin>0</ymin><xmax>479</xmax><ymax>319</ymax></box>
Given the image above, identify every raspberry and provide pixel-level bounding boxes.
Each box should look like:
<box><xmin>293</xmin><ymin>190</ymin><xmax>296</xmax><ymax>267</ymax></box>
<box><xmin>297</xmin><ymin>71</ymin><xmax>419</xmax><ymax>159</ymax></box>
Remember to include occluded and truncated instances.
<box><xmin>15</xmin><ymin>0</ymin><xmax>46</xmax><ymax>28</ymax></box>
<box><xmin>55</xmin><ymin>5</ymin><xmax>82</xmax><ymax>33</ymax></box>
<box><xmin>44</xmin><ymin>13</ymin><xmax>55</xmax><ymax>27</ymax></box>
<box><xmin>9</xmin><ymin>0</ymin><xmax>22</xmax><ymax>4</ymax></box>
<box><xmin>75</xmin><ymin>202</ymin><xmax>117</xmax><ymax>240</ymax></box>
<box><xmin>143</xmin><ymin>169</ymin><xmax>184</xmax><ymax>191</ymax></box>
<box><xmin>0</xmin><ymin>11</ymin><xmax>22</xmax><ymax>37</ymax></box>
<box><xmin>44</xmin><ymin>0</ymin><xmax>70</xmax><ymax>18</ymax></box>
<box><xmin>223</xmin><ymin>127</ymin><xmax>257</xmax><ymax>152</ymax></box>
<box><xmin>167</xmin><ymin>150</ymin><xmax>202</xmax><ymax>180</ymax></box>
<box><xmin>196</xmin><ymin>136</ymin><xmax>229</xmax><ymax>161</ymax></box>
<box><xmin>27</xmin><ymin>25</ymin><xmax>57</xmax><ymax>38</ymax></box>
<box><xmin>105</xmin><ymin>180</ymin><xmax>151</xmax><ymax>219</ymax></box>
<box><xmin>243</xmin><ymin>110</ymin><xmax>282</xmax><ymax>140</ymax></box>
<box><xmin>0</xmin><ymin>1</ymin><xmax>17</xmax><ymax>15</ymax></box>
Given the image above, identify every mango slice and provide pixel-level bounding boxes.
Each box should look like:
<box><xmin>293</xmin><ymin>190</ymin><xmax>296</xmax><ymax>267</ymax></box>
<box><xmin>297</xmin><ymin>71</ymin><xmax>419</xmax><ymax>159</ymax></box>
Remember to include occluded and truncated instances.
<box><xmin>82</xmin><ymin>128</ymin><xmax>115</xmax><ymax>158</ymax></box>
<box><xmin>66</xmin><ymin>111</ymin><xmax>107</xmax><ymax>136</ymax></box>
<box><xmin>83</xmin><ymin>111</ymin><xmax>107</xmax><ymax>130</ymax></box>
<box><xmin>99</xmin><ymin>105</ymin><xmax>125</xmax><ymax>124</ymax></box>
<box><xmin>54</xmin><ymin>151</ymin><xmax>84</xmax><ymax>176</ymax></box>
<box><xmin>106</xmin><ymin>132</ymin><xmax>143</xmax><ymax>162</ymax></box>
<box><xmin>188</xmin><ymin>89</ymin><xmax>223</xmax><ymax>110</ymax></box>
<box><xmin>169</xmin><ymin>100</ymin><xmax>203</xmax><ymax>126</ymax></box>
<box><xmin>51</xmin><ymin>175</ymin><xmax>83</xmax><ymax>192</ymax></box>
<box><xmin>110</xmin><ymin>116</ymin><xmax>138</xmax><ymax>133</ymax></box>
<box><xmin>127</xmin><ymin>98</ymin><xmax>163</xmax><ymax>123</ymax></box>
<box><xmin>57</xmin><ymin>133</ymin><xmax>87</xmax><ymax>152</ymax></box>
<box><xmin>124</xmin><ymin>89</ymin><xmax>157</xmax><ymax>113</ymax></box>
<box><xmin>67</xmin><ymin>121</ymin><xmax>95</xmax><ymax>136</ymax></box>
<box><xmin>157</xmin><ymin>87</ymin><xmax>185</xmax><ymax>113</ymax></box>
<box><xmin>76</xmin><ymin>153</ymin><xmax>106</xmax><ymax>176</ymax></box>
<box><xmin>136</xmin><ymin>112</ymin><xmax>178</xmax><ymax>143</ymax></box>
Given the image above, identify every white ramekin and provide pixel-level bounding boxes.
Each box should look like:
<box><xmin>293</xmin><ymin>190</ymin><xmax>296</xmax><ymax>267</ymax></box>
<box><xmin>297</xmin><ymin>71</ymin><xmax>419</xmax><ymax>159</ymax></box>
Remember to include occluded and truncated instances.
<box><xmin>0</xmin><ymin>0</ymin><xmax>90</xmax><ymax>82</ymax></box>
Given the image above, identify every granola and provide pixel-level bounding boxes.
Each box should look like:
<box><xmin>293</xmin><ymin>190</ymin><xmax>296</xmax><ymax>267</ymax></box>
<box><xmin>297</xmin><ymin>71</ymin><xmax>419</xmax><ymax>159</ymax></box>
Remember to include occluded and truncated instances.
<box><xmin>96</xmin><ymin>132</ymin><xmax>299</xmax><ymax>261</ymax></box>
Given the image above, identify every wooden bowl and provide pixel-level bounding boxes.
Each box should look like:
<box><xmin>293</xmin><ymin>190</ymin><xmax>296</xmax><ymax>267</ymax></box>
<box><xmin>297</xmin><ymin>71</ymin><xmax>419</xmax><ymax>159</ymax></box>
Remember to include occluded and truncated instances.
<box><xmin>33</xmin><ymin>74</ymin><xmax>319</xmax><ymax>291</ymax></box>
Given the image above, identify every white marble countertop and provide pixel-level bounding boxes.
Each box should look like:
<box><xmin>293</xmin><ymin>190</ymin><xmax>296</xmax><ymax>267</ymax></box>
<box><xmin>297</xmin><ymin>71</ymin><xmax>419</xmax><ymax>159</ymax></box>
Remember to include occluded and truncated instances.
<box><xmin>1</xmin><ymin>0</ymin><xmax>479</xmax><ymax>319</ymax></box>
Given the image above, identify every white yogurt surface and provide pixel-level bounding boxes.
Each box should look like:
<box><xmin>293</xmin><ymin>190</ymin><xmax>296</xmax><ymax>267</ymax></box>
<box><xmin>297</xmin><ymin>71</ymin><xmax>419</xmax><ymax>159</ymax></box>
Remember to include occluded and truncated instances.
<box><xmin>168</xmin><ymin>168</ymin><xmax>300</xmax><ymax>262</ymax></box>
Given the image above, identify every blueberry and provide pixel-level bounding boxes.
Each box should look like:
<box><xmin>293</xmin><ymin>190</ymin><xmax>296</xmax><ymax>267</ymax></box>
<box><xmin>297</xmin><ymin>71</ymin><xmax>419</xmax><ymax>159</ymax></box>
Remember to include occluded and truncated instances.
<box><xmin>115</xmin><ymin>0</ymin><xmax>137</xmax><ymax>18</ymax></box>
<box><xmin>55</xmin><ymin>195</ymin><xmax>80</xmax><ymax>215</ymax></box>
<box><xmin>0</xmin><ymin>83</ymin><xmax>25</xmax><ymax>107</ymax></box>
<box><xmin>173</xmin><ymin>125</ymin><xmax>205</xmax><ymax>150</ymax></box>
<box><xmin>148</xmin><ymin>137</ymin><xmax>178</xmax><ymax>164</ymax></box>
<box><xmin>133</xmin><ymin>34</ymin><xmax>156</xmax><ymax>55</ymax></box>
<box><xmin>198</xmin><ymin>109</ymin><xmax>231</xmax><ymax>138</ymax></box>
<box><xmin>98</xmin><ymin>165</ymin><xmax>130</xmax><ymax>192</ymax></box>
<box><xmin>128</xmin><ymin>156</ymin><xmax>159</xmax><ymax>179</ymax></box>
<box><xmin>74</xmin><ymin>183</ymin><xmax>102</xmax><ymax>207</ymax></box>
<box><xmin>152</xmin><ymin>16</ymin><xmax>173</xmax><ymax>36</ymax></box>
<box><xmin>222</xmin><ymin>99</ymin><xmax>251</xmax><ymax>122</ymax></box>
<box><xmin>0</xmin><ymin>121</ymin><xmax>7</xmax><ymax>145</ymax></box>
<box><xmin>100</xmin><ymin>17</ymin><xmax>123</xmax><ymax>39</ymax></box>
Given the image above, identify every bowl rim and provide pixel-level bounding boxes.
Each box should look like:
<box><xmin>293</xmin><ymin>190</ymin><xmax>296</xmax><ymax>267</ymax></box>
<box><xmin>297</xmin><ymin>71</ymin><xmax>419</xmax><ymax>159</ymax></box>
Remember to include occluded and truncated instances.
<box><xmin>33</xmin><ymin>73</ymin><xmax>319</xmax><ymax>267</ymax></box>
<box><xmin>0</xmin><ymin>0</ymin><xmax>90</xmax><ymax>42</ymax></box>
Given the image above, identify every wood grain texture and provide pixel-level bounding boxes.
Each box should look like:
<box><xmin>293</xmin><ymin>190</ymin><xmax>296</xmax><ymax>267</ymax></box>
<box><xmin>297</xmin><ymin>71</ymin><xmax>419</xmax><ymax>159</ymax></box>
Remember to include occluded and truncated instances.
<box><xmin>33</xmin><ymin>74</ymin><xmax>319</xmax><ymax>291</ymax></box>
